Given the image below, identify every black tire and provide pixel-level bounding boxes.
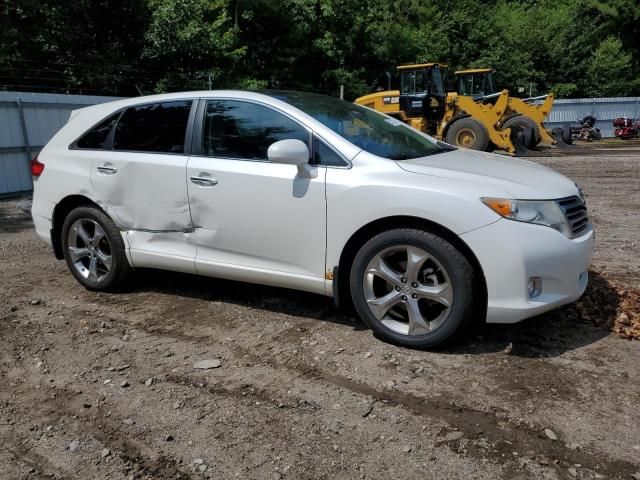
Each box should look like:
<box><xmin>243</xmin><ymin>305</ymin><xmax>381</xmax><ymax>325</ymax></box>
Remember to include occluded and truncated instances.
<box><xmin>562</xmin><ymin>123</ymin><xmax>573</xmax><ymax>145</ymax></box>
<box><xmin>349</xmin><ymin>229</ymin><xmax>476</xmax><ymax>349</ymax></box>
<box><xmin>591</xmin><ymin>129</ymin><xmax>602</xmax><ymax>141</ymax></box>
<box><xmin>502</xmin><ymin>115</ymin><xmax>541</xmax><ymax>147</ymax></box>
<box><xmin>445</xmin><ymin>118</ymin><xmax>490</xmax><ymax>151</ymax></box>
<box><xmin>61</xmin><ymin>206</ymin><xmax>132</xmax><ymax>291</ymax></box>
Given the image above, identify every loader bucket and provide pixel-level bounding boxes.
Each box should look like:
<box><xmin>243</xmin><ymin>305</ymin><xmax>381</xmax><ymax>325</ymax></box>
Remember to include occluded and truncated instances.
<box><xmin>552</xmin><ymin>126</ymin><xmax>575</xmax><ymax>148</ymax></box>
<box><xmin>511</xmin><ymin>126</ymin><xmax>538</xmax><ymax>157</ymax></box>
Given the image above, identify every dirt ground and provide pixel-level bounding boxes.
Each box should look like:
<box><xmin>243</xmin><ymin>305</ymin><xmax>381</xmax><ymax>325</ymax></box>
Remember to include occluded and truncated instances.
<box><xmin>1</xmin><ymin>152</ymin><xmax>639</xmax><ymax>480</ymax></box>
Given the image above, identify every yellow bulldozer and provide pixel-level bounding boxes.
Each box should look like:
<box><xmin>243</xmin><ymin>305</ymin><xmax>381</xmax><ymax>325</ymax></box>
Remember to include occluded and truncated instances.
<box><xmin>355</xmin><ymin>63</ymin><xmax>558</xmax><ymax>155</ymax></box>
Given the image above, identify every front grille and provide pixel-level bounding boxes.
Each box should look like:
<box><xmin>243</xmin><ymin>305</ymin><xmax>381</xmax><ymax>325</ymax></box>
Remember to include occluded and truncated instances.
<box><xmin>556</xmin><ymin>196</ymin><xmax>591</xmax><ymax>237</ymax></box>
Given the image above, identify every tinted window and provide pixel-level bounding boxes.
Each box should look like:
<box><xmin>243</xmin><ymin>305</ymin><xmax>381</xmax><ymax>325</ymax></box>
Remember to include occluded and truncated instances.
<box><xmin>314</xmin><ymin>137</ymin><xmax>347</xmax><ymax>167</ymax></box>
<box><xmin>203</xmin><ymin>100</ymin><xmax>309</xmax><ymax>160</ymax></box>
<box><xmin>113</xmin><ymin>101</ymin><xmax>192</xmax><ymax>153</ymax></box>
<box><xmin>76</xmin><ymin>112</ymin><xmax>120</xmax><ymax>149</ymax></box>
<box><xmin>266</xmin><ymin>91</ymin><xmax>451</xmax><ymax>160</ymax></box>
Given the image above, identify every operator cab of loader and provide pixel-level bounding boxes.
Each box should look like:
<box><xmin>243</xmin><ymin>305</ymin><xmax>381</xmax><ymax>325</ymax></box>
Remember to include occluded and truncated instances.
<box><xmin>397</xmin><ymin>63</ymin><xmax>447</xmax><ymax>134</ymax></box>
<box><xmin>455</xmin><ymin>68</ymin><xmax>497</xmax><ymax>99</ymax></box>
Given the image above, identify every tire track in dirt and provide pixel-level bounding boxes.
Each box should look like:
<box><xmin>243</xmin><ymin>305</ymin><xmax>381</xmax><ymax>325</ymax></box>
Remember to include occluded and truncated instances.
<box><xmin>1</xmin><ymin>376</ymin><xmax>195</xmax><ymax>480</ymax></box>
<box><xmin>2</xmin><ymin>438</ymin><xmax>72</xmax><ymax>479</ymax></box>
<box><xmin>113</xmin><ymin>302</ymin><xmax>638</xmax><ymax>478</ymax></box>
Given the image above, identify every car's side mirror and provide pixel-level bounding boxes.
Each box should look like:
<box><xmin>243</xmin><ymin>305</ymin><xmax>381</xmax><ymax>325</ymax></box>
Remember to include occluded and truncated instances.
<box><xmin>267</xmin><ymin>139</ymin><xmax>309</xmax><ymax>166</ymax></box>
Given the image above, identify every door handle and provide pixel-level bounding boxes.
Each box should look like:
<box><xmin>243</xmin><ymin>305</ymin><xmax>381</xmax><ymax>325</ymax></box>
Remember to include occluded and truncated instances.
<box><xmin>97</xmin><ymin>165</ymin><xmax>117</xmax><ymax>175</ymax></box>
<box><xmin>190</xmin><ymin>176</ymin><xmax>218</xmax><ymax>187</ymax></box>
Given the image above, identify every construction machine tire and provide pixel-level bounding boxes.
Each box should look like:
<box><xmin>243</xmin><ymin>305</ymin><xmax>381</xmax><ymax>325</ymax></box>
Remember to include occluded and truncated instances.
<box><xmin>502</xmin><ymin>116</ymin><xmax>540</xmax><ymax>148</ymax></box>
<box><xmin>562</xmin><ymin>123</ymin><xmax>573</xmax><ymax>145</ymax></box>
<box><xmin>445</xmin><ymin>118</ymin><xmax>490</xmax><ymax>151</ymax></box>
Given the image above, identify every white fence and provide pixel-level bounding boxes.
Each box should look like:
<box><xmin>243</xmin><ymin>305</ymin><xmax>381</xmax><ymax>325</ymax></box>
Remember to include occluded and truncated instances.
<box><xmin>0</xmin><ymin>91</ymin><xmax>122</xmax><ymax>196</ymax></box>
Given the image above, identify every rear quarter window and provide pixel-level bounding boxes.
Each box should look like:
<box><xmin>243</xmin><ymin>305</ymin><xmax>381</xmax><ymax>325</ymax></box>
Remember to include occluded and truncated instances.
<box><xmin>75</xmin><ymin>112</ymin><xmax>120</xmax><ymax>149</ymax></box>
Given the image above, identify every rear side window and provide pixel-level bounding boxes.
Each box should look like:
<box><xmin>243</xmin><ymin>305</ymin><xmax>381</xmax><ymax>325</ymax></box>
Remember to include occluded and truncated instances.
<box><xmin>202</xmin><ymin>100</ymin><xmax>309</xmax><ymax>160</ymax></box>
<box><xmin>113</xmin><ymin>101</ymin><xmax>192</xmax><ymax>153</ymax></box>
<box><xmin>76</xmin><ymin>112</ymin><xmax>120</xmax><ymax>149</ymax></box>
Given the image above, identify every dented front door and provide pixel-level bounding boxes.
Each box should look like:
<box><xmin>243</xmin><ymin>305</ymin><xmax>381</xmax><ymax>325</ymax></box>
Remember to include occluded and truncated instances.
<box><xmin>186</xmin><ymin>98</ymin><xmax>326</xmax><ymax>293</ymax></box>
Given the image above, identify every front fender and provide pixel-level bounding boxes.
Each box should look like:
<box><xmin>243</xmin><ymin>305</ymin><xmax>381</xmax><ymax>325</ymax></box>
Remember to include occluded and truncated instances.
<box><xmin>324</xmin><ymin>156</ymin><xmax>505</xmax><ymax>272</ymax></box>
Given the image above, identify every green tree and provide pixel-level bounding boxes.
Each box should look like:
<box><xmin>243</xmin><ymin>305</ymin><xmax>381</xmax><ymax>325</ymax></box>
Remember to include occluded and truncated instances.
<box><xmin>1</xmin><ymin>0</ymin><xmax>640</xmax><ymax>98</ymax></box>
<box><xmin>586</xmin><ymin>36</ymin><xmax>637</xmax><ymax>96</ymax></box>
<box><xmin>144</xmin><ymin>0</ymin><xmax>245</xmax><ymax>91</ymax></box>
<box><xmin>0</xmin><ymin>0</ymin><xmax>149</xmax><ymax>95</ymax></box>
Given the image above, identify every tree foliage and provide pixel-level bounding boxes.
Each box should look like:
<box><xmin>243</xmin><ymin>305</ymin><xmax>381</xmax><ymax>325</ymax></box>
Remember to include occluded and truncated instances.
<box><xmin>1</xmin><ymin>0</ymin><xmax>638</xmax><ymax>98</ymax></box>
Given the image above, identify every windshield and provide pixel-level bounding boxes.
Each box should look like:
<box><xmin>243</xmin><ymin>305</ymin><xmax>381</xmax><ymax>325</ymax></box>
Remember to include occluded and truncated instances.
<box><xmin>265</xmin><ymin>90</ymin><xmax>451</xmax><ymax>160</ymax></box>
<box><xmin>401</xmin><ymin>69</ymin><xmax>425</xmax><ymax>94</ymax></box>
<box><xmin>430</xmin><ymin>68</ymin><xmax>445</xmax><ymax>96</ymax></box>
<box><xmin>458</xmin><ymin>72</ymin><xmax>496</xmax><ymax>97</ymax></box>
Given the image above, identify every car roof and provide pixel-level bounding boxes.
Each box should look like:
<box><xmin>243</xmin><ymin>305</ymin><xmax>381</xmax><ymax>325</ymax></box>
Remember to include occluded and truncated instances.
<box><xmin>84</xmin><ymin>90</ymin><xmax>277</xmax><ymax>110</ymax></box>
<box><xmin>63</xmin><ymin>89</ymin><xmax>363</xmax><ymax>161</ymax></box>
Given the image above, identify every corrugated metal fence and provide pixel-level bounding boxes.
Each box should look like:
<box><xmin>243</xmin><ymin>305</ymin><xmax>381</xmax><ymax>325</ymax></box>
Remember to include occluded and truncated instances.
<box><xmin>545</xmin><ymin>97</ymin><xmax>640</xmax><ymax>138</ymax></box>
<box><xmin>0</xmin><ymin>91</ymin><xmax>122</xmax><ymax>197</ymax></box>
<box><xmin>1</xmin><ymin>91</ymin><xmax>640</xmax><ymax>197</ymax></box>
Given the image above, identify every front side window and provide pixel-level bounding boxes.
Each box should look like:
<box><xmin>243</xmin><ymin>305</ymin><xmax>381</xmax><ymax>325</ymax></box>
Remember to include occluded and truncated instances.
<box><xmin>313</xmin><ymin>136</ymin><xmax>347</xmax><ymax>167</ymax></box>
<box><xmin>202</xmin><ymin>100</ymin><xmax>309</xmax><ymax>160</ymax></box>
<box><xmin>113</xmin><ymin>101</ymin><xmax>192</xmax><ymax>153</ymax></box>
<box><xmin>75</xmin><ymin>112</ymin><xmax>120</xmax><ymax>149</ymax></box>
<box><xmin>268</xmin><ymin>91</ymin><xmax>449</xmax><ymax>160</ymax></box>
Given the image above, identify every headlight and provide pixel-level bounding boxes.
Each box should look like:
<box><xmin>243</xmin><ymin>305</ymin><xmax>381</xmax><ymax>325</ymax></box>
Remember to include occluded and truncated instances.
<box><xmin>481</xmin><ymin>198</ymin><xmax>571</xmax><ymax>237</ymax></box>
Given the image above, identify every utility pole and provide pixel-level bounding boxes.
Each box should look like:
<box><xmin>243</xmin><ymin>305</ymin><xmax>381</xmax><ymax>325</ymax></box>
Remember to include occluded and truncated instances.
<box><xmin>340</xmin><ymin>84</ymin><xmax>344</xmax><ymax>100</ymax></box>
<box><xmin>208</xmin><ymin>73</ymin><xmax>212</xmax><ymax>90</ymax></box>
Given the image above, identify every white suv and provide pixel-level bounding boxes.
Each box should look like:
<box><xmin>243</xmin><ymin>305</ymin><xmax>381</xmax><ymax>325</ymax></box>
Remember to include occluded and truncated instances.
<box><xmin>31</xmin><ymin>90</ymin><xmax>593</xmax><ymax>348</ymax></box>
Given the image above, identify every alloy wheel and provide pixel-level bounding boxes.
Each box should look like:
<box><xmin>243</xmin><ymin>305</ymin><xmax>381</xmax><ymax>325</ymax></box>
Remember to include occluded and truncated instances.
<box><xmin>67</xmin><ymin>218</ymin><xmax>112</xmax><ymax>283</ymax></box>
<box><xmin>362</xmin><ymin>245</ymin><xmax>453</xmax><ymax>336</ymax></box>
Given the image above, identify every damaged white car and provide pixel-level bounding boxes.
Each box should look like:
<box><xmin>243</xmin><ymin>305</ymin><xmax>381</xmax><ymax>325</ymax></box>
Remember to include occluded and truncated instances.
<box><xmin>31</xmin><ymin>90</ymin><xmax>593</xmax><ymax>348</ymax></box>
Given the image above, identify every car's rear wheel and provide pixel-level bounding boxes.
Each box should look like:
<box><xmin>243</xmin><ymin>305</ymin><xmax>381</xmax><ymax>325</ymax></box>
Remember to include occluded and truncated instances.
<box><xmin>350</xmin><ymin>229</ymin><xmax>475</xmax><ymax>348</ymax></box>
<box><xmin>61</xmin><ymin>206</ymin><xmax>131</xmax><ymax>291</ymax></box>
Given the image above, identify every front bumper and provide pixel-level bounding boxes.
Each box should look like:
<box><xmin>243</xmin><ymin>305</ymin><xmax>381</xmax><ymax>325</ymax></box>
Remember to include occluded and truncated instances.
<box><xmin>461</xmin><ymin>219</ymin><xmax>593</xmax><ymax>324</ymax></box>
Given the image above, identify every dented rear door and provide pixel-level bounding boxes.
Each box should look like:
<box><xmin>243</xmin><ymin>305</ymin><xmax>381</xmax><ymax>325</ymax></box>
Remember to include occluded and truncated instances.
<box><xmin>90</xmin><ymin>100</ymin><xmax>196</xmax><ymax>272</ymax></box>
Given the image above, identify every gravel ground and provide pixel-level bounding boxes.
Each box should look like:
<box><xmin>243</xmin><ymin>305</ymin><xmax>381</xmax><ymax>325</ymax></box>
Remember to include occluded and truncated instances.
<box><xmin>1</xmin><ymin>153</ymin><xmax>639</xmax><ymax>480</ymax></box>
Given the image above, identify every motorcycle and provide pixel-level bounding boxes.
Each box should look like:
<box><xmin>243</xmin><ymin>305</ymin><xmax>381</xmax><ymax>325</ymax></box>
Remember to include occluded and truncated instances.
<box><xmin>613</xmin><ymin>117</ymin><xmax>640</xmax><ymax>139</ymax></box>
<box><xmin>571</xmin><ymin>115</ymin><xmax>601</xmax><ymax>142</ymax></box>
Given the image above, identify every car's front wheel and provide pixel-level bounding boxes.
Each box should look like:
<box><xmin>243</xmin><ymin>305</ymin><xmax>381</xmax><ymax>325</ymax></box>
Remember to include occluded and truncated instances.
<box><xmin>61</xmin><ymin>206</ymin><xmax>132</xmax><ymax>291</ymax></box>
<box><xmin>350</xmin><ymin>229</ymin><xmax>476</xmax><ymax>348</ymax></box>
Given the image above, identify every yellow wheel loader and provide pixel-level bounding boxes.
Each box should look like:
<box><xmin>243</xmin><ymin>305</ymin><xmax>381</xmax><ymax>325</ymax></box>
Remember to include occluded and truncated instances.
<box><xmin>454</xmin><ymin>68</ymin><xmax>556</xmax><ymax>147</ymax></box>
<box><xmin>356</xmin><ymin>63</ymin><xmax>519</xmax><ymax>153</ymax></box>
<box><xmin>355</xmin><ymin>64</ymin><xmax>560</xmax><ymax>155</ymax></box>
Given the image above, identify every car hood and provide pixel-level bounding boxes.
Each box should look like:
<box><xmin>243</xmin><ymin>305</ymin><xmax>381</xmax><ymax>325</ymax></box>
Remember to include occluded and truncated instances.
<box><xmin>396</xmin><ymin>149</ymin><xmax>578</xmax><ymax>199</ymax></box>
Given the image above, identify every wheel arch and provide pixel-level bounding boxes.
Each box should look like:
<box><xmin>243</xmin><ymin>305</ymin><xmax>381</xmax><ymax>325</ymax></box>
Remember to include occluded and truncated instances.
<box><xmin>51</xmin><ymin>195</ymin><xmax>105</xmax><ymax>259</ymax></box>
<box><xmin>335</xmin><ymin>215</ymin><xmax>487</xmax><ymax>324</ymax></box>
